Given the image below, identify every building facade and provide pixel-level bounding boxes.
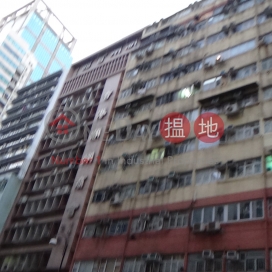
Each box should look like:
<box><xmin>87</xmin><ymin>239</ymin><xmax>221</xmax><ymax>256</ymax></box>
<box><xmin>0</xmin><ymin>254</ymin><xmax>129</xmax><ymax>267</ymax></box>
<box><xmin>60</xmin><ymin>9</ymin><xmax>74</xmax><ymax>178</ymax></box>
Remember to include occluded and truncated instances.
<box><xmin>0</xmin><ymin>0</ymin><xmax>76</xmax><ymax>122</ymax></box>
<box><xmin>0</xmin><ymin>31</ymin><xmax>36</xmax><ymax>119</ymax></box>
<box><xmin>0</xmin><ymin>32</ymin><xmax>141</xmax><ymax>271</ymax></box>
<box><xmin>0</xmin><ymin>70</ymin><xmax>67</xmax><ymax>233</ymax></box>
<box><xmin>71</xmin><ymin>0</ymin><xmax>272</xmax><ymax>271</ymax></box>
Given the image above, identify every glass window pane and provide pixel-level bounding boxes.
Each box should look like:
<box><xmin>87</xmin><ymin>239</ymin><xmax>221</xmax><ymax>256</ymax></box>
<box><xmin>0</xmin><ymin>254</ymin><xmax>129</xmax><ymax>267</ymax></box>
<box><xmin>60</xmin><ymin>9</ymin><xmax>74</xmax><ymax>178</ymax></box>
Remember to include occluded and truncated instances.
<box><xmin>41</xmin><ymin>28</ymin><xmax>58</xmax><ymax>52</ymax></box>
<box><xmin>228</xmin><ymin>203</ymin><xmax>238</xmax><ymax>221</ymax></box>
<box><xmin>240</xmin><ymin>202</ymin><xmax>250</xmax><ymax>219</ymax></box>
<box><xmin>34</xmin><ymin>44</ymin><xmax>51</xmax><ymax>68</ymax></box>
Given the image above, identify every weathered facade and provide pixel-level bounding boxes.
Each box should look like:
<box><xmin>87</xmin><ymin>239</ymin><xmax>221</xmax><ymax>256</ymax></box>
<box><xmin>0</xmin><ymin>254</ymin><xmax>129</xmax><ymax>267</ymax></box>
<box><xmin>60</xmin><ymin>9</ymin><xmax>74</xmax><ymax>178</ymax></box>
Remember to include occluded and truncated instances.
<box><xmin>0</xmin><ymin>31</ymin><xmax>141</xmax><ymax>271</ymax></box>
<box><xmin>72</xmin><ymin>0</ymin><xmax>272</xmax><ymax>271</ymax></box>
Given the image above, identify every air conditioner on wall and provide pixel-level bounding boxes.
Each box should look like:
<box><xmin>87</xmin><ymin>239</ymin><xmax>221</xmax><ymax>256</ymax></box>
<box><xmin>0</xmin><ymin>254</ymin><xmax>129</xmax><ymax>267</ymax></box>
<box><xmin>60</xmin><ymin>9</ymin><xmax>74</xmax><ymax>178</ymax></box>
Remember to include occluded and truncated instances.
<box><xmin>110</xmin><ymin>193</ymin><xmax>123</xmax><ymax>206</ymax></box>
<box><xmin>141</xmin><ymin>253</ymin><xmax>162</xmax><ymax>263</ymax></box>
<box><xmin>224</xmin><ymin>103</ymin><xmax>240</xmax><ymax>117</ymax></box>
<box><xmin>206</xmin><ymin>221</ymin><xmax>221</xmax><ymax>232</ymax></box>
<box><xmin>226</xmin><ymin>251</ymin><xmax>239</xmax><ymax>260</ymax></box>
<box><xmin>193</xmin><ymin>222</ymin><xmax>206</xmax><ymax>233</ymax></box>
<box><xmin>202</xmin><ymin>250</ymin><xmax>214</xmax><ymax>259</ymax></box>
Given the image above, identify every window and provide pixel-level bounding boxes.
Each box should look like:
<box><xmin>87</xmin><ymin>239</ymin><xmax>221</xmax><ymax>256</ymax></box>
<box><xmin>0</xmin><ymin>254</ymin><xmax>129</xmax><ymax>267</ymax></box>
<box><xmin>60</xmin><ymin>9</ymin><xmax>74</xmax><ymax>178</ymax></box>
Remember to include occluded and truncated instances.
<box><xmin>203</xmin><ymin>76</ymin><xmax>222</xmax><ymax>91</ymax></box>
<box><xmin>123</xmin><ymin>152</ymin><xmax>143</xmax><ymax>168</ymax></box>
<box><xmin>196</xmin><ymin>168</ymin><xmax>222</xmax><ymax>185</ymax></box>
<box><xmin>188</xmin><ymin>252</ymin><xmax>223</xmax><ymax>272</ymax></box>
<box><xmin>262</xmin><ymin>57</ymin><xmax>272</xmax><ymax>71</ymax></box>
<box><xmin>229</xmin><ymin>158</ymin><xmax>261</xmax><ymax>178</ymax></box>
<box><xmin>146</xmin><ymin>148</ymin><xmax>165</xmax><ymax>162</ymax></box>
<box><xmin>123</xmin><ymin>258</ymin><xmax>145</xmax><ymax>272</ymax></box>
<box><xmin>236</xmin><ymin>18</ymin><xmax>255</xmax><ymax>32</ymax></box>
<box><xmin>119</xmin><ymin>88</ymin><xmax>132</xmax><ymax>99</ymax></box>
<box><xmin>92</xmin><ymin>184</ymin><xmax>136</xmax><ymax>203</ymax></box>
<box><xmin>192</xmin><ymin>200</ymin><xmax>263</xmax><ymax>224</ymax></box>
<box><xmin>265</xmin><ymin>119</ymin><xmax>272</xmax><ymax>133</ymax></box>
<box><xmin>264</xmin><ymin>87</ymin><xmax>272</xmax><ymax>100</ymax></box>
<box><xmin>236</xmin><ymin>0</ymin><xmax>254</xmax><ymax>12</ymax></box>
<box><xmin>107</xmin><ymin>219</ymin><xmax>128</xmax><ymax>236</ymax></box>
<box><xmin>207</xmin><ymin>32</ymin><xmax>226</xmax><ymax>45</ymax></box>
<box><xmin>126</xmin><ymin>69</ymin><xmax>138</xmax><ymax>78</ymax></box>
<box><xmin>266</xmin><ymin>156</ymin><xmax>272</xmax><ymax>171</ymax></box>
<box><xmin>73</xmin><ymin>259</ymin><xmax>121</xmax><ymax>272</ymax></box>
<box><xmin>202</xmin><ymin>92</ymin><xmax>258</xmax><ymax>115</ymax></box>
<box><xmin>220</xmin><ymin>121</ymin><xmax>259</xmax><ymax>143</ymax></box>
<box><xmin>183</xmin><ymin>109</ymin><xmax>198</xmax><ymax>122</ymax></box>
<box><xmin>164</xmin><ymin>211</ymin><xmax>188</xmax><ymax>229</ymax></box>
<box><xmin>227</xmin><ymin>251</ymin><xmax>265</xmax><ymax>272</ymax></box>
<box><xmin>205</xmin><ymin>40</ymin><xmax>256</xmax><ymax>65</ymax></box>
<box><xmin>156</xmin><ymin>85</ymin><xmax>198</xmax><ymax>106</ymax></box>
<box><xmin>161</xmin><ymin>256</ymin><xmax>184</xmax><ymax>272</ymax></box>
<box><xmin>0</xmin><ymin>178</ymin><xmax>7</xmax><ymax>198</ymax></box>
<box><xmin>100</xmin><ymin>158</ymin><xmax>118</xmax><ymax>172</ymax></box>
<box><xmin>231</xmin><ymin>64</ymin><xmax>257</xmax><ymax>81</ymax></box>
<box><xmin>139</xmin><ymin>173</ymin><xmax>192</xmax><ymax>195</ymax></box>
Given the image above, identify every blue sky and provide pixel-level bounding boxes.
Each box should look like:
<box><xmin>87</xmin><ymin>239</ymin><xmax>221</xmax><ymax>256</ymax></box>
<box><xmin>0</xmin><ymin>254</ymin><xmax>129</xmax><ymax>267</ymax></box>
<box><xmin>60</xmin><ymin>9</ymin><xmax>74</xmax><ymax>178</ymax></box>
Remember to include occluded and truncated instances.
<box><xmin>0</xmin><ymin>0</ymin><xmax>193</xmax><ymax>63</ymax></box>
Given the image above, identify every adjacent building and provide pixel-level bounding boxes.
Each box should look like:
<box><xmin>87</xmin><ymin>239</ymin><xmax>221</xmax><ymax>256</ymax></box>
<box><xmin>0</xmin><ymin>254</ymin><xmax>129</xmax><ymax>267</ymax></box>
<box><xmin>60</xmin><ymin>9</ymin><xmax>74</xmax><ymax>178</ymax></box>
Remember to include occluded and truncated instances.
<box><xmin>0</xmin><ymin>70</ymin><xmax>67</xmax><ymax>233</ymax></box>
<box><xmin>0</xmin><ymin>31</ymin><xmax>141</xmax><ymax>272</ymax></box>
<box><xmin>0</xmin><ymin>0</ymin><xmax>76</xmax><ymax>122</ymax></box>
<box><xmin>71</xmin><ymin>0</ymin><xmax>272</xmax><ymax>271</ymax></box>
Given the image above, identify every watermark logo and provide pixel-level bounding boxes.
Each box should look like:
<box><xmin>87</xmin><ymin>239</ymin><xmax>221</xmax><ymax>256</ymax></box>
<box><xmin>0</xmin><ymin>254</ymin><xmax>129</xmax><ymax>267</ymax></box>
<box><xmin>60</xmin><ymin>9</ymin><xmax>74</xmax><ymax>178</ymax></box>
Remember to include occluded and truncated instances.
<box><xmin>160</xmin><ymin>112</ymin><xmax>190</xmax><ymax>143</ymax></box>
<box><xmin>194</xmin><ymin>113</ymin><xmax>224</xmax><ymax>143</ymax></box>
<box><xmin>49</xmin><ymin>114</ymin><xmax>76</xmax><ymax>135</ymax></box>
<box><xmin>44</xmin><ymin>108</ymin><xmax>85</xmax><ymax>143</ymax></box>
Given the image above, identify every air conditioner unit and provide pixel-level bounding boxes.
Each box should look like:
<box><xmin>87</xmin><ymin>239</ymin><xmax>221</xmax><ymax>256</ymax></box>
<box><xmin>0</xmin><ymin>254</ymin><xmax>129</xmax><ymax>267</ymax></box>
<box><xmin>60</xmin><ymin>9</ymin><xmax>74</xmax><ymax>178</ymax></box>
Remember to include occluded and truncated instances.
<box><xmin>146</xmin><ymin>44</ymin><xmax>154</xmax><ymax>56</ymax></box>
<box><xmin>225</xmin><ymin>125</ymin><xmax>235</xmax><ymax>135</ymax></box>
<box><xmin>224</xmin><ymin>103</ymin><xmax>240</xmax><ymax>117</ymax></box>
<box><xmin>52</xmin><ymin>188</ymin><xmax>61</xmax><ymax>196</ymax></box>
<box><xmin>77</xmin><ymin>140</ymin><xmax>84</xmax><ymax>146</ymax></box>
<box><xmin>226</xmin><ymin>251</ymin><xmax>239</xmax><ymax>260</ymax></box>
<box><xmin>61</xmin><ymin>98</ymin><xmax>67</xmax><ymax>105</ymax></box>
<box><xmin>51</xmin><ymin>168</ymin><xmax>58</xmax><ymax>175</ymax></box>
<box><xmin>193</xmin><ymin>223</ymin><xmax>206</xmax><ymax>233</ymax></box>
<box><xmin>44</xmin><ymin>189</ymin><xmax>52</xmax><ymax>198</ymax></box>
<box><xmin>26</xmin><ymin>218</ymin><xmax>34</xmax><ymax>225</ymax></box>
<box><xmin>229</xmin><ymin>22</ymin><xmax>236</xmax><ymax>32</ymax></box>
<box><xmin>206</xmin><ymin>221</ymin><xmax>221</xmax><ymax>232</ymax></box>
<box><xmin>159</xmin><ymin>210</ymin><xmax>170</xmax><ymax>218</ymax></box>
<box><xmin>258</xmin><ymin>37</ymin><xmax>268</xmax><ymax>47</ymax></box>
<box><xmin>202</xmin><ymin>250</ymin><xmax>214</xmax><ymax>259</ymax></box>
<box><xmin>86</xmin><ymin>87</ymin><xmax>93</xmax><ymax>94</ymax></box>
<box><xmin>18</xmin><ymin>196</ymin><xmax>28</xmax><ymax>204</ymax></box>
<box><xmin>222</xmin><ymin>25</ymin><xmax>229</xmax><ymax>34</ymax></box>
<box><xmin>139</xmin><ymin>213</ymin><xmax>150</xmax><ymax>221</ymax></box>
<box><xmin>110</xmin><ymin>193</ymin><xmax>123</xmax><ymax>206</ymax></box>
<box><xmin>204</xmin><ymin>62</ymin><xmax>213</xmax><ymax>70</ymax></box>
<box><xmin>136</xmin><ymin>52</ymin><xmax>145</xmax><ymax>60</ymax></box>
<box><xmin>147</xmin><ymin>176</ymin><xmax>157</xmax><ymax>183</ymax></box>
<box><xmin>193</xmin><ymin>81</ymin><xmax>201</xmax><ymax>89</ymax></box>
<box><xmin>229</xmin><ymin>67</ymin><xmax>237</xmax><ymax>78</ymax></box>
<box><xmin>141</xmin><ymin>253</ymin><xmax>162</xmax><ymax>263</ymax></box>
<box><xmin>168</xmin><ymin>171</ymin><xmax>176</xmax><ymax>179</ymax></box>
<box><xmin>60</xmin><ymin>185</ymin><xmax>71</xmax><ymax>195</ymax></box>
<box><xmin>215</xmin><ymin>56</ymin><xmax>224</xmax><ymax>64</ymax></box>
<box><xmin>215</xmin><ymin>162</ymin><xmax>226</xmax><ymax>172</ymax></box>
<box><xmin>220</xmin><ymin>70</ymin><xmax>228</xmax><ymax>78</ymax></box>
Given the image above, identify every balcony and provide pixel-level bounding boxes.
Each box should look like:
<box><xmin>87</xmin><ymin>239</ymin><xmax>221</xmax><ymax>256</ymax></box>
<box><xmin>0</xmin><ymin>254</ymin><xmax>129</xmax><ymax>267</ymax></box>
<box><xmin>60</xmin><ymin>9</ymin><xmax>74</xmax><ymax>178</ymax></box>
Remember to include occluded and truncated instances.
<box><xmin>2</xmin><ymin>221</ymin><xmax>61</xmax><ymax>247</ymax></box>
<box><xmin>25</xmin><ymin>168</ymin><xmax>76</xmax><ymax>195</ymax></box>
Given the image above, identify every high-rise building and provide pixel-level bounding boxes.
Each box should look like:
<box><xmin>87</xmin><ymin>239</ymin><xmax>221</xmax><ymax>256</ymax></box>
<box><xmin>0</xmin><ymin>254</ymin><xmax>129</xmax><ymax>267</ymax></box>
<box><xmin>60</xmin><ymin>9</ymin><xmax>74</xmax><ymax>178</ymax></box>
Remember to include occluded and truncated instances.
<box><xmin>0</xmin><ymin>70</ymin><xmax>67</xmax><ymax>233</ymax></box>
<box><xmin>0</xmin><ymin>0</ymin><xmax>76</xmax><ymax>122</ymax></box>
<box><xmin>0</xmin><ymin>31</ymin><xmax>36</xmax><ymax>118</ymax></box>
<box><xmin>0</xmin><ymin>31</ymin><xmax>141</xmax><ymax>272</ymax></box>
<box><xmin>70</xmin><ymin>0</ymin><xmax>272</xmax><ymax>271</ymax></box>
